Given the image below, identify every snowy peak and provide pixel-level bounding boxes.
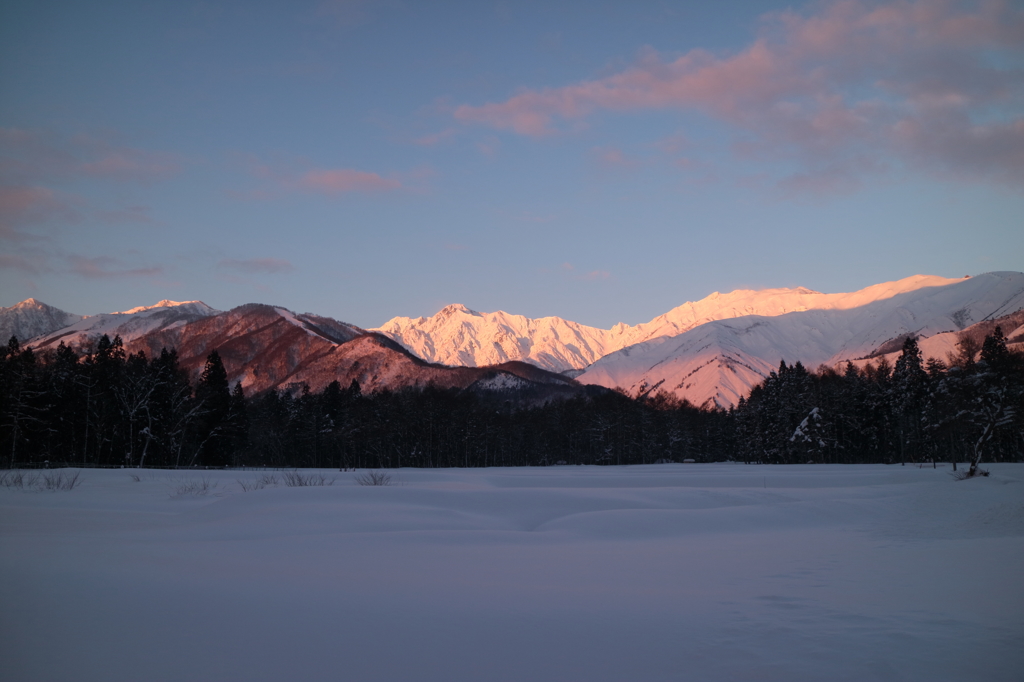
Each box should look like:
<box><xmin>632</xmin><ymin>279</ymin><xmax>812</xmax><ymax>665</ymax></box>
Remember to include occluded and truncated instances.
<box><xmin>28</xmin><ymin>300</ymin><xmax>222</xmax><ymax>350</ymax></box>
<box><xmin>373</xmin><ymin>274</ymin><xmax>965</xmax><ymax>374</ymax></box>
<box><xmin>374</xmin><ymin>304</ymin><xmax>618</xmax><ymax>372</ymax></box>
<box><xmin>0</xmin><ymin>299</ymin><xmax>84</xmax><ymax>345</ymax></box>
<box><xmin>118</xmin><ymin>300</ymin><xmax>217</xmax><ymax>315</ymax></box>
<box><xmin>439</xmin><ymin>303</ymin><xmax>479</xmax><ymax>317</ymax></box>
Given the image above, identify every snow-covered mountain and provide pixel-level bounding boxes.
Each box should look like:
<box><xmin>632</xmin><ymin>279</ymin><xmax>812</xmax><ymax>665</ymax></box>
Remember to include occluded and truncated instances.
<box><xmin>0</xmin><ymin>299</ymin><xmax>84</xmax><ymax>345</ymax></box>
<box><xmin>127</xmin><ymin>304</ymin><xmax>580</xmax><ymax>396</ymax></box>
<box><xmin>578</xmin><ymin>272</ymin><xmax>1024</xmax><ymax>408</ymax></box>
<box><xmin>374</xmin><ymin>304</ymin><xmax>618</xmax><ymax>372</ymax></box>
<box><xmin>28</xmin><ymin>300</ymin><xmax>220</xmax><ymax>351</ymax></box>
<box><xmin>15</xmin><ymin>270</ymin><xmax>1022</xmax><ymax>404</ymax></box>
<box><xmin>373</xmin><ymin>275</ymin><xmax>964</xmax><ymax>373</ymax></box>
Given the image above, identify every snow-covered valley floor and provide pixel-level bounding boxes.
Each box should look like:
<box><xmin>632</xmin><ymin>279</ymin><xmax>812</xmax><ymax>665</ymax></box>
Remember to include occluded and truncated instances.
<box><xmin>2</xmin><ymin>464</ymin><xmax>1022</xmax><ymax>681</ymax></box>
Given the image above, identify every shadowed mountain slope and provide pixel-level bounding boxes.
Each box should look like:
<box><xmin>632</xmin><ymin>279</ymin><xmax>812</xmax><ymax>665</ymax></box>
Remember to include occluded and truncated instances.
<box><xmin>126</xmin><ymin>304</ymin><xmax>579</xmax><ymax>397</ymax></box>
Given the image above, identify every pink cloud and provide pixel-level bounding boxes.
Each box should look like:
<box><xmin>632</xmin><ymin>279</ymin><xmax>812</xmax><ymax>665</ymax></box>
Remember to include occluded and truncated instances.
<box><xmin>218</xmin><ymin>257</ymin><xmax>295</xmax><ymax>274</ymax></box>
<box><xmin>453</xmin><ymin>0</ymin><xmax>1024</xmax><ymax>186</ymax></box>
<box><xmin>69</xmin><ymin>255</ymin><xmax>163</xmax><ymax>279</ymax></box>
<box><xmin>1</xmin><ymin>185</ymin><xmax>64</xmax><ymax>216</ymax></box>
<box><xmin>296</xmin><ymin>168</ymin><xmax>401</xmax><ymax>195</ymax></box>
<box><xmin>777</xmin><ymin>156</ymin><xmax>887</xmax><ymax>197</ymax></box>
<box><xmin>0</xmin><ymin>128</ymin><xmax>181</xmax><ymax>184</ymax></box>
<box><xmin>593</xmin><ymin>146</ymin><xmax>638</xmax><ymax>169</ymax></box>
<box><xmin>0</xmin><ymin>254</ymin><xmax>45</xmax><ymax>274</ymax></box>
<box><xmin>79</xmin><ymin>151</ymin><xmax>179</xmax><ymax>181</ymax></box>
<box><xmin>414</xmin><ymin>128</ymin><xmax>456</xmax><ymax>146</ymax></box>
<box><xmin>233</xmin><ymin>155</ymin><xmax>402</xmax><ymax>197</ymax></box>
<box><xmin>476</xmin><ymin>136</ymin><xmax>501</xmax><ymax>157</ymax></box>
<box><xmin>0</xmin><ymin>185</ymin><xmax>84</xmax><ymax>228</ymax></box>
<box><xmin>0</xmin><ymin>184</ymin><xmax>156</xmax><ymax>230</ymax></box>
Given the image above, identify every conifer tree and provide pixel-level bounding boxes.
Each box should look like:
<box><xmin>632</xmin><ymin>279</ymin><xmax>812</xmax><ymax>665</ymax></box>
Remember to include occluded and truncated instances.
<box><xmin>891</xmin><ymin>336</ymin><xmax>928</xmax><ymax>464</ymax></box>
<box><xmin>194</xmin><ymin>350</ymin><xmax>232</xmax><ymax>466</ymax></box>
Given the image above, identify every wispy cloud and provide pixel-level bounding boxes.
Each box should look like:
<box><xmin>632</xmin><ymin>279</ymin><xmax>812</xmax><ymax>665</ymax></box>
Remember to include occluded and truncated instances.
<box><xmin>592</xmin><ymin>146</ymin><xmax>639</xmax><ymax>169</ymax></box>
<box><xmin>476</xmin><ymin>136</ymin><xmax>501</xmax><ymax>157</ymax></box>
<box><xmin>296</xmin><ymin>168</ymin><xmax>401</xmax><ymax>195</ymax></box>
<box><xmin>233</xmin><ymin>154</ymin><xmax>403</xmax><ymax>198</ymax></box>
<box><xmin>0</xmin><ymin>185</ymin><xmax>157</xmax><ymax>233</ymax></box>
<box><xmin>414</xmin><ymin>128</ymin><xmax>457</xmax><ymax>146</ymax></box>
<box><xmin>454</xmin><ymin>0</ymin><xmax>1024</xmax><ymax>187</ymax></box>
<box><xmin>68</xmin><ymin>255</ymin><xmax>163</xmax><ymax>279</ymax></box>
<box><xmin>218</xmin><ymin>257</ymin><xmax>295</xmax><ymax>274</ymax></box>
<box><xmin>0</xmin><ymin>128</ymin><xmax>181</xmax><ymax>185</ymax></box>
<box><xmin>0</xmin><ymin>185</ymin><xmax>82</xmax><ymax>228</ymax></box>
<box><xmin>560</xmin><ymin>262</ymin><xmax>612</xmax><ymax>282</ymax></box>
<box><xmin>0</xmin><ymin>254</ymin><xmax>46</xmax><ymax>274</ymax></box>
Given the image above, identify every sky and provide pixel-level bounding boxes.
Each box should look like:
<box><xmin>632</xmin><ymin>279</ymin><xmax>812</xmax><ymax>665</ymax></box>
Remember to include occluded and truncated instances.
<box><xmin>1</xmin><ymin>0</ymin><xmax>1022</xmax><ymax>330</ymax></box>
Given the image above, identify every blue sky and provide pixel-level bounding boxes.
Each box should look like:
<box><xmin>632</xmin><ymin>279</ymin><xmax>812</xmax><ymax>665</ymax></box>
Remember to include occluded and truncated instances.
<box><xmin>1</xmin><ymin>0</ymin><xmax>1022</xmax><ymax>329</ymax></box>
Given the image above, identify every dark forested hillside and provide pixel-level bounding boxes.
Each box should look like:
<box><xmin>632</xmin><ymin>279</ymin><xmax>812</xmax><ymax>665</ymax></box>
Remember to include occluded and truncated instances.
<box><xmin>2</xmin><ymin>327</ymin><xmax>1021</xmax><ymax>471</ymax></box>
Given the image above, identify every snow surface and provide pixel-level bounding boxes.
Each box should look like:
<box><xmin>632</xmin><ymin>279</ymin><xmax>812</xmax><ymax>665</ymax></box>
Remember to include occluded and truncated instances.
<box><xmin>2</xmin><ymin>464</ymin><xmax>1022</xmax><ymax>682</ymax></box>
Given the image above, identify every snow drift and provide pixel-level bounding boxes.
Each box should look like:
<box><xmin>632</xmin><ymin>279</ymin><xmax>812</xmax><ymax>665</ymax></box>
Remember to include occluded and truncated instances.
<box><xmin>2</xmin><ymin>464</ymin><xmax>1021</xmax><ymax>682</ymax></box>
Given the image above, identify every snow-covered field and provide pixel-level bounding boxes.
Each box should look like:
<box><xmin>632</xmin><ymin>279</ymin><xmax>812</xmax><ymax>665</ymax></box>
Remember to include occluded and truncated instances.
<box><xmin>2</xmin><ymin>464</ymin><xmax>1022</xmax><ymax>682</ymax></box>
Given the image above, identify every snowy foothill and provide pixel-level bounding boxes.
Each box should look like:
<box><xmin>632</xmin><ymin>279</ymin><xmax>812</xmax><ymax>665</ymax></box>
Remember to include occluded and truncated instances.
<box><xmin>2</xmin><ymin>464</ymin><xmax>1022</xmax><ymax>681</ymax></box>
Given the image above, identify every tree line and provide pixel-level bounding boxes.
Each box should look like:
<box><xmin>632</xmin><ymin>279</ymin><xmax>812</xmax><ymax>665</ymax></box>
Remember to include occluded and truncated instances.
<box><xmin>1</xmin><ymin>328</ymin><xmax>1021</xmax><ymax>471</ymax></box>
<box><xmin>734</xmin><ymin>328</ymin><xmax>1023</xmax><ymax>474</ymax></box>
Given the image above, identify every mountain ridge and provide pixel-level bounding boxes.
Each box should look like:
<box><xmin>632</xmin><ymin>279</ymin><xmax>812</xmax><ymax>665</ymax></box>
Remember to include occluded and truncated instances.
<box><xmin>372</xmin><ymin>274</ymin><xmax>964</xmax><ymax>372</ymax></box>
<box><xmin>578</xmin><ymin>272</ymin><xmax>1024</xmax><ymax>408</ymax></box>
<box><xmin>8</xmin><ymin>271</ymin><xmax>1021</xmax><ymax>406</ymax></box>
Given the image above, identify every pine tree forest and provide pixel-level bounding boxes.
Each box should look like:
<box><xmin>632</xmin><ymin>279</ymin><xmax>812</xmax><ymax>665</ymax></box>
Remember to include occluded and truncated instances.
<box><xmin>2</xmin><ymin>330</ymin><xmax>1021</xmax><ymax>472</ymax></box>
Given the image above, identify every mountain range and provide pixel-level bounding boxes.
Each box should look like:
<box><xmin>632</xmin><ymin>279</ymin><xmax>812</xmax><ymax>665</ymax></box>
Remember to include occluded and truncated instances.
<box><xmin>4</xmin><ymin>271</ymin><xmax>1022</xmax><ymax>406</ymax></box>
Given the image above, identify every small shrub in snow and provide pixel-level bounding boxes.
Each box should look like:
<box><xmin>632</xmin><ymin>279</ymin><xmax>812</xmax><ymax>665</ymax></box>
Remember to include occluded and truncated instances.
<box><xmin>38</xmin><ymin>470</ymin><xmax>82</xmax><ymax>491</ymax></box>
<box><xmin>170</xmin><ymin>477</ymin><xmax>216</xmax><ymax>497</ymax></box>
<box><xmin>237</xmin><ymin>473</ymin><xmax>280</xmax><ymax>492</ymax></box>
<box><xmin>129</xmin><ymin>473</ymin><xmax>142</xmax><ymax>482</ymax></box>
<box><xmin>0</xmin><ymin>470</ymin><xmax>26</xmax><ymax>489</ymax></box>
<box><xmin>354</xmin><ymin>470</ymin><xmax>393</xmax><ymax>486</ymax></box>
<box><xmin>282</xmin><ymin>471</ymin><xmax>335</xmax><ymax>487</ymax></box>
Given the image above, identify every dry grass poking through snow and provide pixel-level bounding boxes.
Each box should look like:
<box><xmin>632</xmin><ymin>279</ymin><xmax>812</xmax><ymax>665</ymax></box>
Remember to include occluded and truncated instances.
<box><xmin>0</xmin><ymin>469</ymin><xmax>82</xmax><ymax>491</ymax></box>
<box><xmin>168</xmin><ymin>476</ymin><xmax>217</xmax><ymax>497</ymax></box>
<box><xmin>237</xmin><ymin>473</ymin><xmax>280</xmax><ymax>492</ymax></box>
<box><xmin>354</xmin><ymin>470</ymin><xmax>393</xmax><ymax>486</ymax></box>
<box><xmin>282</xmin><ymin>470</ymin><xmax>335</xmax><ymax>487</ymax></box>
<box><xmin>237</xmin><ymin>471</ymin><xmax>337</xmax><ymax>491</ymax></box>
